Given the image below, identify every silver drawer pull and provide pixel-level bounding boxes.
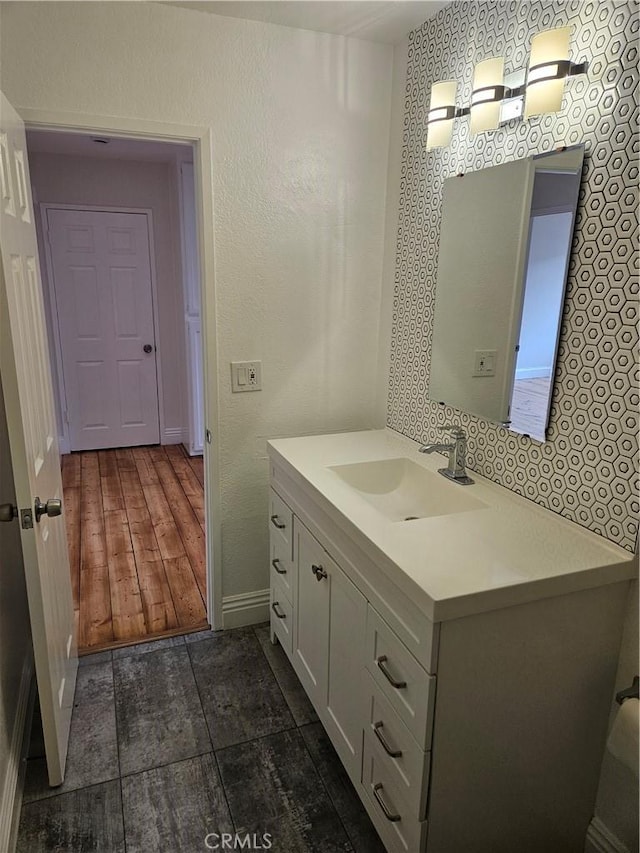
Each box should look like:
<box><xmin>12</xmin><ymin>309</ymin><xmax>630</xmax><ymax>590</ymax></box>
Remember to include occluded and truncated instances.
<box><xmin>372</xmin><ymin>721</ymin><xmax>403</xmax><ymax>758</ymax></box>
<box><xmin>373</xmin><ymin>783</ymin><xmax>401</xmax><ymax>822</ymax></box>
<box><xmin>270</xmin><ymin>514</ymin><xmax>286</xmax><ymax>530</ymax></box>
<box><xmin>271</xmin><ymin>558</ymin><xmax>286</xmax><ymax>575</ymax></box>
<box><xmin>271</xmin><ymin>602</ymin><xmax>286</xmax><ymax>619</ymax></box>
<box><xmin>376</xmin><ymin>655</ymin><xmax>407</xmax><ymax>689</ymax></box>
<box><xmin>312</xmin><ymin>564</ymin><xmax>328</xmax><ymax>581</ymax></box>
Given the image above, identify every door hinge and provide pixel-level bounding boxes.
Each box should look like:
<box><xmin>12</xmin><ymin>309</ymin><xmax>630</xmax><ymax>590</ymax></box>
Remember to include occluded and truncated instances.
<box><xmin>20</xmin><ymin>508</ymin><xmax>33</xmax><ymax>529</ymax></box>
<box><xmin>205</xmin><ymin>428</ymin><xmax>212</xmax><ymax>445</ymax></box>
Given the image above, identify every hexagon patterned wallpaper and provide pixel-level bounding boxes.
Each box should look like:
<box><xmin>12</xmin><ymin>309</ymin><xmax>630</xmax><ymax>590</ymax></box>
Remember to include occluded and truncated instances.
<box><xmin>387</xmin><ymin>0</ymin><xmax>639</xmax><ymax>551</ymax></box>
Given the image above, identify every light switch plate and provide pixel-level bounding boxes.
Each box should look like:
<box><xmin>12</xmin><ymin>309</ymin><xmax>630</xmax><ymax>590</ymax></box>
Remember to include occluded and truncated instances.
<box><xmin>231</xmin><ymin>360</ymin><xmax>262</xmax><ymax>392</ymax></box>
<box><xmin>473</xmin><ymin>350</ymin><xmax>497</xmax><ymax>377</ymax></box>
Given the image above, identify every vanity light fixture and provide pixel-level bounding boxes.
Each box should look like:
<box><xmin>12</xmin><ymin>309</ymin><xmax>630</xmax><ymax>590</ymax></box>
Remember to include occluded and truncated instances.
<box><xmin>524</xmin><ymin>26</ymin><xmax>588</xmax><ymax>118</ymax></box>
<box><xmin>470</xmin><ymin>57</ymin><xmax>507</xmax><ymax>134</ymax></box>
<box><xmin>427</xmin><ymin>80</ymin><xmax>462</xmax><ymax>150</ymax></box>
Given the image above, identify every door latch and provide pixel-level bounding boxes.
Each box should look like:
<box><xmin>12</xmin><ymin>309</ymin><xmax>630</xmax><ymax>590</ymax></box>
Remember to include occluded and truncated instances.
<box><xmin>20</xmin><ymin>508</ymin><xmax>33</xmax><ymax>529</ymax></box>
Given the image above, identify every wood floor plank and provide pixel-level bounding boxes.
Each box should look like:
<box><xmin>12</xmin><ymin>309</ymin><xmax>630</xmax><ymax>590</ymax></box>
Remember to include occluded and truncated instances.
<box><xmin>99</xmin><ymin>450</ymin><xmax>124</xmax><ymax>512</ymax></box>
<box><xmin>144</xmin><ymin>483</ymin><xmax>187</xmax><ymax>560</ymax></box>
<box><xmin>104</xmin><ymin>509</ymin><xmax>133</xmax><ymax>559</ymax></box>
<box><xmin>168</xmin><ymin>454</ymin><xmax>206</xmax><ymax>527</ymax></box>
<box><xmin>67</xmin><ymin>446</ymin><xmax>208</xmax><ymax>652</ymax></box>
<box><xmin>187</xmin><ymin>454</ymin><xmax>205</xmax><ymax>487</ymax></box>
<box><xmin>132</xmin><ymin>447</ymin><xmax>159</xmax><ymax>487</ymax></box>
<box><xmin>153</xmin><ymin>458</ymin><xmax>207</xmax><ymax>600</ymax></box>
<box><xmin>80</xmin><ymin>452</ymin><xmax>107</xmax><ymax>571</ymax></box>
<box><xmin>108</xmin><ymin>552</ymin><xmax>146</xmax><ymax>641</ymax></box>
<box><xmin>163</xmin><ymin>557</ymin><xmax>208</xmax><ymax>627</ymax></box>
<box><xmin>64</xmin><ymin>485</ymin><xmax>81</xmax><ymax>610</ymax></box>
<box><xmin>62</xmin><ymin>453</ymin><xmax>81</xmax><ymax>489</ymax></box>
<box><xmin>115</xmin><ymin>448</ymin><xmax>135</xmax><ymax>470</ymax></box>
<box><xmin>137</xmin><ymin>558</ymin><xmax>180</xmax><ymax>634</ymax></box>
<box><xmin>80</xmin><ymin>562</ymin><xmax>113</xmax><ymax>648</ymax></box>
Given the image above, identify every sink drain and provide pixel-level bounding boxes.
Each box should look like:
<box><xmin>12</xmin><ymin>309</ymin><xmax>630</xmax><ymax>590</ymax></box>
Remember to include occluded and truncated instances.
<box><xmin>404</xmin><ymin>516</ymin><xmax>419</xmax><ymax>521</ymax></box>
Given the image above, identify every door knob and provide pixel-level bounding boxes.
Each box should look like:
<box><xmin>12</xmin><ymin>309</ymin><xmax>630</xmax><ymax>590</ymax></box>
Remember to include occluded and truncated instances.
<box><xmin>34</xmin><ymin>497</ymin><xmax>62</xmax><ymax>522</ymax></box>
<box><xmin>0</xmin><ymin>503</ymin><xmax>17</xmax><ymax>523</ymax></box>
<box><xmin>143</xmin><ymin>344</ymin><xmax>153</xmax><ymax>354</ymax></box>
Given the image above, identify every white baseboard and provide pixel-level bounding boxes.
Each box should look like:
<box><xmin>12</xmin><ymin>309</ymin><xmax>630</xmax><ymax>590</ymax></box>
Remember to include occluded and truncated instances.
<box><xmin>58</xmin><ymin>436</ymin><xmax>70</xmax><ymax>455</ymax></box>
<box><xmin>162</xmin><ymin>427</ymin><xmax>184</xmax><ymax>445</ymax></box>
<box><xmin>1</xmin><ymin>655</ymin><xmax>33</xmax><ymax>853</ymax></box>
<box><xmin>585</xmin><ymin>817</ymin><xmax>630</xmax><ymax>853</ymax></box>
<box><xmin>515</xmin><ymin>367</ymin><xmax>552</xmax><ymax>381</ymax></box>
<box><xmin>222</xmin><ymin>589</ymin><xmax>270</xmax><ymax>629</ymax></box>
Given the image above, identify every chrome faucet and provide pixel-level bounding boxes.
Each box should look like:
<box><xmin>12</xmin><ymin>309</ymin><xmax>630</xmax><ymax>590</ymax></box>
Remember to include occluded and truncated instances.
<box><xmin>419</xmin><ymin>424</ymin><xmax>474</xmax><ymax>485</ymax></box>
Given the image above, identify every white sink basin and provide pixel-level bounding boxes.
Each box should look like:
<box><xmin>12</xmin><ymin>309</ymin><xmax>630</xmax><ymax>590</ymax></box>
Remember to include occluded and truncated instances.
<box><xmin>329</xmin><ymin>457</ymin><xmax>487</xmax><ymax>522</ymax></box>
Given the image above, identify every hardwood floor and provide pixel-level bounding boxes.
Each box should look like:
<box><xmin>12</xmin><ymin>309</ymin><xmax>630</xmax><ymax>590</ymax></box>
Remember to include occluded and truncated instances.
<box><xmin>62</xmin><ymin>445</ymin><xmax>208</xmax><ymax>654</ymax></box>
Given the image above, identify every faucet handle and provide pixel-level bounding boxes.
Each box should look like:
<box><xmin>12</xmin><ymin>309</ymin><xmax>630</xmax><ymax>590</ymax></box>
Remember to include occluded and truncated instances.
<box><xmin>442</xmin><ymin>423</ymin><xmax>465</xmax><ymax>438</ymax></box>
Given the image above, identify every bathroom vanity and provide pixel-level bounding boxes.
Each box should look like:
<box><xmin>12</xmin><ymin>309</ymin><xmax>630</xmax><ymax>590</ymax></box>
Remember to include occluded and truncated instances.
<box><xmin>267</xmin><ymin>429</ymin><xmax>637</xmax><ymax>853</ymax></box>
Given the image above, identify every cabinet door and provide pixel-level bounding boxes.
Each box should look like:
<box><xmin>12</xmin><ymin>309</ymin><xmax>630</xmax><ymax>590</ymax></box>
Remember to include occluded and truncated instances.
<box><xmin>294</xmin><ymin>521</ymin><xmax>331</xmax><ymax>710</ymax></box>
<box><xmin>325</xmin><ymin>564</ymin><xmax>367</xmax><ymax>783</ymax></box>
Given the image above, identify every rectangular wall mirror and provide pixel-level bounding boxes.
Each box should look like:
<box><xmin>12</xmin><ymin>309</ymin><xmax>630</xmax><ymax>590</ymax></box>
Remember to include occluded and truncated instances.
<box><xmin>429</xmin><ymin>145</ymin><xmax>584</xmax><ymax>442</ymax></box>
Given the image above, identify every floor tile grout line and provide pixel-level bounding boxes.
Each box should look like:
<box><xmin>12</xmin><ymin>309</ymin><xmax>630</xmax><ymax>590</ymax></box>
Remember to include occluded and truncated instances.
<box><xmin>108</xmin><ymin>655</ymin><xmax>128</xmax><ymax>852</ymax></box>
<box><xmin>182</xmin><ymin>638</ymin><xmax>237</xmax><ymax>831</ymax></box>
<box><xmin>250</xmin><ymin>624</ymin><xmax>301</xmax><ymax>729</ymax></box>
<box><xmin>250</xmin><ymin>624</ymin><xmax>362</xmax><ymax>850</ymax></box>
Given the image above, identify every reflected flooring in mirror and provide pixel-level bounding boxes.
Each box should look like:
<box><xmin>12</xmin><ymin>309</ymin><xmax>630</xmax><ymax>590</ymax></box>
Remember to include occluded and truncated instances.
<box><xmin>509</xmin><ymin>377</ymin><xmax>551</xmax><ymax>441</ymax></box>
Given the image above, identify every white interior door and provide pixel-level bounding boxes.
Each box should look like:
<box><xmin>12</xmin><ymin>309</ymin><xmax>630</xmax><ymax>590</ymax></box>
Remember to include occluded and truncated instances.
<box><xmin>47</xmin><ymin>208</ymin><xmax>160</xmax><ymax>450</ymax></box>
<box><xmin>0</xmin><ymin>91</ymin><xmax>77</xmax><ymax>786</ymax></box>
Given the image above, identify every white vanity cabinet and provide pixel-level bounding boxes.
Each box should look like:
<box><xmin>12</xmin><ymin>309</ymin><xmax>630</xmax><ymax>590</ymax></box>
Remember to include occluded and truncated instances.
<box><xmin>267</xmin><ymin>431</ymin><xmax>635</xmax><ymax>853</ymax></box>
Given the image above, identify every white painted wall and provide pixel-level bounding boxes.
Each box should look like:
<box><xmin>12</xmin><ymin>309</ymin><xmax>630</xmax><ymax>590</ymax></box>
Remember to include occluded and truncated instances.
<box><xmin>377</xmin><ymin>36</ymin><xmax>409</xmax><ymax>424</ymax></box>
<box><xmin>29</xmin><ymin>152</ymin><xmax>187</xmax><ymax>447</ymax></box>
<box><xmin>0</xmin><ymin>2</ymin><xmax>392</xmax><ymax>600</ymax></box>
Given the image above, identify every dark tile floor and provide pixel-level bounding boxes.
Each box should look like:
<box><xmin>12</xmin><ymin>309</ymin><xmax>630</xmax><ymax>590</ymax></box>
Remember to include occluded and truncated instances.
<box><xmin>18</xmin><ymin>624</ymin><xmax>386</xmax><ymax>853</ymax></box>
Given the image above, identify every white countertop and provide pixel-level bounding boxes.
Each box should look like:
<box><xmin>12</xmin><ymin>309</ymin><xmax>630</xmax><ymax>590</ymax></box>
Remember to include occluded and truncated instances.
<box><xmin>267</xmin><ymin>429</ymin><xmax>637</xmax><ymax>621</ymax></box>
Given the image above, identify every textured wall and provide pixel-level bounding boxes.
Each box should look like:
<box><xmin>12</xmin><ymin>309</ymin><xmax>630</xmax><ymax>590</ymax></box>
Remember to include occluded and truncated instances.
<box><xmin>0</xmin><ymin>2</ymin><xmax>392</xmax><ymax>598</ymax></box>
<box><xmin>388</xmin><ymin>0</ymin><xmax>639</xmax><ymax>551</ymax></box>
<box><xmin>29</xmin><ymin>152</ymin><xmax>187</xmax><ymax>446</ymax></box>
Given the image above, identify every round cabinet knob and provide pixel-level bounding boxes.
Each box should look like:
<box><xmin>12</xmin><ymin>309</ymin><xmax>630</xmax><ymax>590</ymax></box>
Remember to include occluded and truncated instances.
<box><xmin>143</xmin><ymin>344</ymin><xmax>153</xmax><ymax>354</ymax></box>
<box><xmin>34</xmin><ymin>497</ymin><xmax>63</xmax><ymax>522</ymax></box>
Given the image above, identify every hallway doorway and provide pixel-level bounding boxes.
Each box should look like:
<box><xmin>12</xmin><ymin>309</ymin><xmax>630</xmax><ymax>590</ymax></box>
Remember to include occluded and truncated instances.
<box><xmin>26</xmin><ymin>128</ymin><xmax>215</xmax><ymax>651</ymax></box>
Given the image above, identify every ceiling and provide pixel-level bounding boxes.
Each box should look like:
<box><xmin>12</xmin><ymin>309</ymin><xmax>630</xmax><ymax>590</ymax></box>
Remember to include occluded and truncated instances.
<box><xmin>162</xmin><ymin>1</ymin><xmax>448</xmax><ymax>44</ymax></box>
<box><xmin>26</xmin><ymin>130</ymin><xmax>192</xmax><ymax>162</ymax></box>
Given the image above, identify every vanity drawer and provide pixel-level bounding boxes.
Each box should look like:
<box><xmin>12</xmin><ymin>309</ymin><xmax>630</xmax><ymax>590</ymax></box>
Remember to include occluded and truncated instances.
<box><xmin>270</xmin><ymin>576</ymin><xmax>293</xmax><ymax>656</ymax></box>
<box><xmin>366</xmin><ymin>606</ymin><xmax>436</xmax><ymax>750</ymax></box>
<box><xmin>270</xmin><ymin>530</ymin><xmax>295</xmax><ymax>605</ymax></box>
<box><xmin>361</xmin><ymin>730</ymin><xmax>428</xmax><ymax>853</ymax></box>
<box><xmin>365</xmin><ymin>670</ymin><xmax>431</xmax><ymax>819</ymax></box>
<box><xmin>269</xmin><ymin>488</ymin><xmax>293</xmax><ymax>556</ymax></box>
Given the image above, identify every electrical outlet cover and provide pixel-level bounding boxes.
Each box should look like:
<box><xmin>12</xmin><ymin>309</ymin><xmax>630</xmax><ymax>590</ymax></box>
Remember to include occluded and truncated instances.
<box><xmin>231</xmin><ymin>360</ymin><xmax>262</xmax><ymax>392</ymax></box>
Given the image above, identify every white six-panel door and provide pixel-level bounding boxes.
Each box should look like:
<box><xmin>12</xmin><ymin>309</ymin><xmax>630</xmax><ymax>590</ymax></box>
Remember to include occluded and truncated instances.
<box><xmin>0</xmin><ymin>91</ymin><xmax>77</xmax><ymax>786</ymax></box>
<box><xmin>46</xmin><ymin>208</ymin><xmax>160</xmax><ymax>450</ymax></box>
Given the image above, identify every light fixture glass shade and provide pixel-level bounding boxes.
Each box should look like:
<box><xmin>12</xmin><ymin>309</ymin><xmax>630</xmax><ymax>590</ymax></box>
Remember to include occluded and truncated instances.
<box><xmin>525</xmin><ymin>26</ymin><xmax>571</xmax><ymax>118</ymax></box>
<box><xmin>427</xmin><ymin>80</ymin><xmax>457</xmax><ymax>149</ymax></box>
<box><xmin>470</xmin><ymin>57</ymin><xmax>505</xmax><ymax>133</ymax></box>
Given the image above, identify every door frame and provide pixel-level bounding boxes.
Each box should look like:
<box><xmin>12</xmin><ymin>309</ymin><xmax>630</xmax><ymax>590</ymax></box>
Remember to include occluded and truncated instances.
<box><xmin>20</xmin><ymin>107</ymin><xmax>223</xmax><ymax>630</ymax></box>
<box><xmin>40</xmin><ymin>204</ymin><xmax>164</xmax><ymax>454</ymax></box>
